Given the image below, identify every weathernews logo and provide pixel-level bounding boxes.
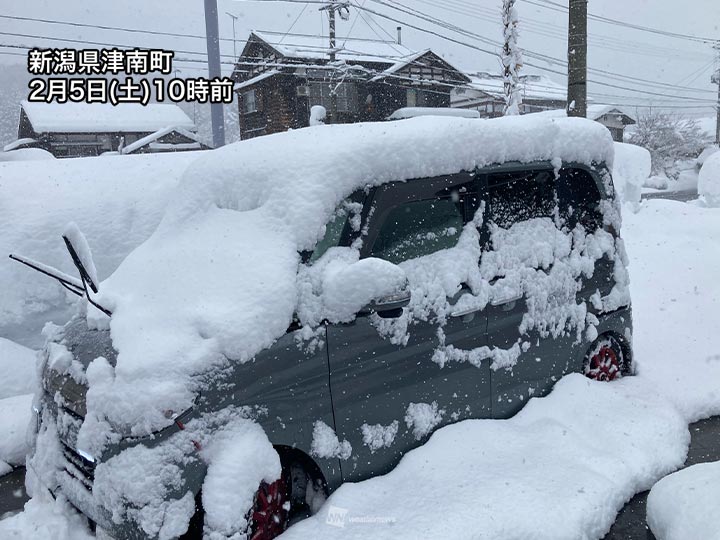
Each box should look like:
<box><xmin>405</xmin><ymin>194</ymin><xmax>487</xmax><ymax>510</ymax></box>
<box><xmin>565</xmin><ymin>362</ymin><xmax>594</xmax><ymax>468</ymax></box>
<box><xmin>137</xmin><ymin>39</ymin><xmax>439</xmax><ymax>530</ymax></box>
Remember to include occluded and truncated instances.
<box><xmin>325</xmin><ymin>505</ymin><xmax>396</xmax><ymax>528</ymax></box>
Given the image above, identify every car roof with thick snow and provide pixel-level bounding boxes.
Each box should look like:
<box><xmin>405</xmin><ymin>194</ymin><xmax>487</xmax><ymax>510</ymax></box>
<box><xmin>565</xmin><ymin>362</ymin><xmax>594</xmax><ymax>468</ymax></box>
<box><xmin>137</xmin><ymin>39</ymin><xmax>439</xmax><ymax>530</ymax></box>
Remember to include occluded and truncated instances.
<box><xmin>79</xmin><ymin>115</ymin><xmax>614</xmax><ymax>439</ymax></box>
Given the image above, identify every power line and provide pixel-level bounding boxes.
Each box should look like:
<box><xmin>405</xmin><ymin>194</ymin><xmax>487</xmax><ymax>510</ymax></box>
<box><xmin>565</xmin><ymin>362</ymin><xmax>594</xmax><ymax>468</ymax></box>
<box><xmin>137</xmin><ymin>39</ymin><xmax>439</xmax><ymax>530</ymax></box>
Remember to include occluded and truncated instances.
<box><xmin>0</xmin><ymin>13</ymin><xmax>236</xmax><ymax>43</ymax></box>
<box><xmin>359</xmin><ymin>1</ymin><xmax>717</xmax><ymax>100</ymax></box>
<box><xmin>523</xmin><ymin>0</ymin><xmax>717</xmax><ymax>44</ymax></box>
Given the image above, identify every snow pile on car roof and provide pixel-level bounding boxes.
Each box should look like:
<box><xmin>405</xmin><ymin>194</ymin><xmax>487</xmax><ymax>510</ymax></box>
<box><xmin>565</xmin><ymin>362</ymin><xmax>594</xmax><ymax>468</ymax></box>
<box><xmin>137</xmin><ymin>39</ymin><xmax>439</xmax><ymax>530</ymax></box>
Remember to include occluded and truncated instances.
<box><xmin>83</xmin><ymin>116</ymin><xmax>613</xmax><ymax>441</ymax></box>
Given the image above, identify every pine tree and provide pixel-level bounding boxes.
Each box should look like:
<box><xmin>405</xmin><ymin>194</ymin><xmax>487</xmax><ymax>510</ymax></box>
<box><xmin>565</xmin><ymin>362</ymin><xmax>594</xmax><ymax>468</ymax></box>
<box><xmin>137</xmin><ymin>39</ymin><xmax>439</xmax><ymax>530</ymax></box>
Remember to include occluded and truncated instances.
<box><xmin>502</xmin><ymin>0</ymin><xmax>523</xmax><ymax>116</ymax></box>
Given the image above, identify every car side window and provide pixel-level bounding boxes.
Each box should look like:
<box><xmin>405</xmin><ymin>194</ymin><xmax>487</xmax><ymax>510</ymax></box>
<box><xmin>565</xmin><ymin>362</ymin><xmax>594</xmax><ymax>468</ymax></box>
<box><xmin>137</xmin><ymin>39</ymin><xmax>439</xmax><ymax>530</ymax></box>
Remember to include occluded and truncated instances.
<box><xmin>308</xmin><ymin>193</ymin><xmax>365</xmax><ymax>263</ymax></box>
<box><xmin>556</xmin><ymin>168</ymin><xmax>603</xmax><ymax>232</ymax></box>
<box><xmin>486</xmin><ymin>169</ymin><xmax>556</xmax><ymax>230</ymax></box>
<box><xmin>369</xmin><ymin>198</ymin><xmax>464</xmax><ymax>264</ymax></box>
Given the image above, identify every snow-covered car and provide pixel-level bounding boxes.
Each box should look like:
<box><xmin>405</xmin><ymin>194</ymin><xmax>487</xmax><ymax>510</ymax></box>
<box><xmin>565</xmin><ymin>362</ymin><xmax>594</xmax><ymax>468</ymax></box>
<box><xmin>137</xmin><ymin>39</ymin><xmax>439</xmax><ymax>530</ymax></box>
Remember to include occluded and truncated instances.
<box><xmin>23</xmin><ymin>115</ymin><xmax>632</xmax><ymax>539</ymax></box>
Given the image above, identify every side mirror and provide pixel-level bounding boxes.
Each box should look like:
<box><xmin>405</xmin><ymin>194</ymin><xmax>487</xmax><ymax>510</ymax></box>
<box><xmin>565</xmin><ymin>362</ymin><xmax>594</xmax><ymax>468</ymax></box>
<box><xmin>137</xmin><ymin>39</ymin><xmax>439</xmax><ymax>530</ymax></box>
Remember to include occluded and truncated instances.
<box><xmin>322</xmin><ymin>257</ymin><xmax>409</xmax><ymax>322</ymax></box>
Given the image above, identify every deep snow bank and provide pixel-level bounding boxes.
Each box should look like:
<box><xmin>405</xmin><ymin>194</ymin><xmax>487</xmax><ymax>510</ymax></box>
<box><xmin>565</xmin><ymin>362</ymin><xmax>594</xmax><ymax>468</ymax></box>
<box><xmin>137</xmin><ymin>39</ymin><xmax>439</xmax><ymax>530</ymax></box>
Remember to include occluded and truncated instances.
<box><xmin>699</xmin><ymin>151</ymin><xmax>720</xmax><ymax>206</ymax></box>
<box><xmin>612</xmin><ymin>142</ymin><xmax>650</xmax><ymax>205</ymax></box>
<box><xmin>281</xmin><ymin>375</ymin><xmax>688</xmax><ymax>540</ymax></box>
<box><xmin>0</xmin><ymin>337</ymin><xmax>36</xmax><ymax>399</ymax></box>
<box><xmin>646</xmin><ymin>461</ymin><xmax>720</xmax><ymax>540</ymax></box>
<box><xmin>83</xmin><ymin>116</ymin><xmax>614</xmax><ymax>440</ymax></box>
<box><xmin>624</xmin><ymin>199</ymin><xmax>720</xmax><ymax>421</ymax></box>
<box><xmin>0</xmin><ymin>151</ymin><xmax>202</xmax><ymax>347</ymax></box>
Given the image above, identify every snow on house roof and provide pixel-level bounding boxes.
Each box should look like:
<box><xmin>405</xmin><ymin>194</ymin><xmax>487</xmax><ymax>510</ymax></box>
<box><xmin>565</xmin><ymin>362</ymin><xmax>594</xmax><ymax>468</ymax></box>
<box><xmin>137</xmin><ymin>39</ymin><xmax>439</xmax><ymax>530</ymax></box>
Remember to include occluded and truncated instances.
<box><xmin>387</xmin><ymin>107</ymin><xmax>480</xmax><ymax>120</ymax></box>
<box><xmin>234</xmin><ymin>69</ymin><xmax>280</xmax><ymax>91</ymax></box>
<box><xmin>86</xmin><ymin>115</ymin><xmax>614</xmax><ymax>438</ymax></box>
<box><xmin>20</xmin><ymin>100</ymin><xmax>196</xmax><ymax>134</ymax></box>
<box><xmin>251</xmin><ymin>30</ymin><xmax>417</xmax><ymax>65</ymax></box>
<box><xmin>586</xmin><ymin>104</ymin><xmax>637</xmax><ymax>123</ymax></box>
<box><xmin>466</xmin><ymin>72</ymin><xmax>567</xmax><ymax>102</ymax></box>
<box><xmin>531</xmin><ymin>105</ymin><xmax>637</xmax><ymax>124</ymax></box>
<box><xmin>121</xmin><ymin>126</ymin><xmax>205</xmax><ymax>155</ymax></box>
<box><xmin>2</xmin><ymin>138</ymin><xmax>38</xmax><ymax>152</ymax></box>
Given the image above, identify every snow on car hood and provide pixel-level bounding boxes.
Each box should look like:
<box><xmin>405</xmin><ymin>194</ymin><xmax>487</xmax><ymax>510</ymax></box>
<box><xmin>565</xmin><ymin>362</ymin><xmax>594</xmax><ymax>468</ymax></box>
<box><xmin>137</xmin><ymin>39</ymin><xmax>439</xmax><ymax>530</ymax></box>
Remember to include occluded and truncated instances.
<box><xmin>81</xmin><ymin>115</ymin><xmax>614</xmax><ymax>444</ymax></box>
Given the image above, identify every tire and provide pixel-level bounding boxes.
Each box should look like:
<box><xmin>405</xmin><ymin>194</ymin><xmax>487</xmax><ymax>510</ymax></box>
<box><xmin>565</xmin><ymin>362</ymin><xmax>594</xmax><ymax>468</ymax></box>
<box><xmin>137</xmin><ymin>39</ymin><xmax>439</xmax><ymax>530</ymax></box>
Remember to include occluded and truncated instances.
<box><xmin>583</xmin><ymin>334</ymin><xmax>628</xmax><ymax>381</ymax></box>
<box><xmin>183</xmin><ymin>454</ymin><xmax>324</xmax><ymax>540</ymax></box>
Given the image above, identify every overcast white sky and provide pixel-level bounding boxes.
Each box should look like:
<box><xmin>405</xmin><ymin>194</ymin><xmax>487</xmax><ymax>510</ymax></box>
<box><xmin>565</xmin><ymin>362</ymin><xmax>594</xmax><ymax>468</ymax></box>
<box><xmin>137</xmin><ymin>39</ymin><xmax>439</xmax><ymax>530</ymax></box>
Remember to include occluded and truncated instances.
<box><xmin>0</xmin><ymin>0</ymin><xmax>718</xmax><ymax>118</ymax></box>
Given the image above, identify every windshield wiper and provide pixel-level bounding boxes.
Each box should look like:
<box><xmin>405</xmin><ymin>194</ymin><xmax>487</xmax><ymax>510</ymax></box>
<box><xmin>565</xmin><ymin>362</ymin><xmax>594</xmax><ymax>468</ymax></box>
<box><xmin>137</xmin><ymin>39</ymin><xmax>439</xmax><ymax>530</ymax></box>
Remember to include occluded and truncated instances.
<box><xmin>9</xmin><ymin>253</ymin><xmax>85</xmax><ymax>296</ymax></box>
<box><xmin>10</xmin><ymin>225</ymin><xmax>113</xmax><ymax>317</ymax></box>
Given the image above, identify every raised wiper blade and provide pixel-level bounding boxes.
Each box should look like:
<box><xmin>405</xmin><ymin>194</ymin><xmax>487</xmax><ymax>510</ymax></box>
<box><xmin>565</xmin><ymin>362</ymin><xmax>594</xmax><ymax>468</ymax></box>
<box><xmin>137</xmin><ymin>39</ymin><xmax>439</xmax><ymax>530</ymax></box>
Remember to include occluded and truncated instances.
<box><xmin>9</xmin><ymin>253</ymin><xmax>84</xmax><ymax>296</ymax></box>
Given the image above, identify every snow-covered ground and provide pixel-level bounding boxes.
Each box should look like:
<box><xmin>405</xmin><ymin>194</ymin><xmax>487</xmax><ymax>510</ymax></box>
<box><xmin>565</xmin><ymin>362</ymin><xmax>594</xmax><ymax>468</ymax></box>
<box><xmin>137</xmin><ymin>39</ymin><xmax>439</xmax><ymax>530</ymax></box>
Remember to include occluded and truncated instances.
<box><xmin>624</xmin><ymin>199</ymin><xmax>720</xmax><ymax>422</ymax></box>
<box><xmin>282</xmin><ymin>375</ymin><xmax>687</xmax><ymax>540</ymax></box>
<box><xmin>646</xmin><ymin>461</ymin><xmax>720</xmax><ymax>540</ymax></box>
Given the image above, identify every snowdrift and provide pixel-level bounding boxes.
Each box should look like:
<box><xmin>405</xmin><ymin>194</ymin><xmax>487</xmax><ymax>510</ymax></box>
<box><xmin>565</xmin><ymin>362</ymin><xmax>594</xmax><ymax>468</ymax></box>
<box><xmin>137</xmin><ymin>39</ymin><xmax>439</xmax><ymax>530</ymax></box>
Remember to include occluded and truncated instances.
<box><xmin>699</xmin><ymin>150</ymin><xmax>720</xmax><ymax>206</ymax></box>
<box><xmin>647</xmin><ymin>461</ymin><xmax>720</xmax><ymax>540</ymax></box>
<box><xmin>282</xmin><ymin>375</ymin><xmax>687</xmax><ymax>540</ymax></box>
<box><xmin>0</xmin><ymin>151</ymin><xmax>202</xmax><ymax>346</ymax></box>
<box><xmin>612</xmin><ymin>142</ymin><xmax>650</xmax><ymax>205</ymax></box>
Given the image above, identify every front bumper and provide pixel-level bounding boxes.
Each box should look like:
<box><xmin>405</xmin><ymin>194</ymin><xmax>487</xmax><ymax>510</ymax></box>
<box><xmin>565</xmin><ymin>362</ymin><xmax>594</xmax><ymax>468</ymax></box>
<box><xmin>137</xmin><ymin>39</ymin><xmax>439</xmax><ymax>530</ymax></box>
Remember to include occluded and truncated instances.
<box><xmin>31</xmin><ymin>393</ymin><xmax>202</xmax><ymax>540</ymax></box>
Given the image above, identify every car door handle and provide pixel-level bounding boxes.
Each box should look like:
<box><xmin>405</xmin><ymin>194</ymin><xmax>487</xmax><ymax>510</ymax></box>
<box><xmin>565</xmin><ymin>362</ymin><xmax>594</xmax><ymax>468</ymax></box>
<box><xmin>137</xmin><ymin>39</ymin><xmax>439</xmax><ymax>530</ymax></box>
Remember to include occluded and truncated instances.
<box><xmin>490</xmin><ymin>294</ymin><xmax>522</xmax><ymax>308</ymax></box>
<box><xmin>450</xmin><ymin>306</ymin><xmax>482</xmax><ymax>318</ymax></box>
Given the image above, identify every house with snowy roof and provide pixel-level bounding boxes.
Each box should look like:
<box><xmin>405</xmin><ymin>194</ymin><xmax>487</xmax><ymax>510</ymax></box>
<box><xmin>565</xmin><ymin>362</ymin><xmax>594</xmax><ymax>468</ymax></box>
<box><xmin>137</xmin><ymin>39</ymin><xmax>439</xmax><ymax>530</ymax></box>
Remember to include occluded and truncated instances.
<box><xmin>9</xmin><ymin>101</ymin><xmax>208</xmax><ymax>158</ymax></box>
<box><xmin>585</xmin><ymin>104</ymin><xmax>636</xmax><ymax>142</ymax></box>
<box><xmin>231</xmin><ymin>30</ymin><xmax>470</xmax><ymax>140</ymax></box>
<box><xmin>451</xmin><ymin>72</ymin><xmax>568</xmax><ymax>117</ymax></box>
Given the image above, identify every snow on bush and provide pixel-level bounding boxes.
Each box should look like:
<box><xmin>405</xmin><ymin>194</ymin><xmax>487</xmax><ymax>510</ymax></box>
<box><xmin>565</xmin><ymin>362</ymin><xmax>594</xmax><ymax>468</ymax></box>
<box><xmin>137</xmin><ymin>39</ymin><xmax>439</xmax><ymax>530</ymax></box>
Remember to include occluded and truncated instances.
<box><xmin>699</xmin><ymin>150</ymin><xmax>720</xmax><ymax>206</ymax></box>
<box><xmin>0</xmin><ymin>151</ymin><xmax>201</xmax><ymax>346</ymax></box>
<box><xmin>73</xmin><ymin>115</ymin><xmax>613</xmax><ymax>449</ymax></box>
<box><xmin>311</xmin><ymin>420</ymin><xmax>352</xmax><ymax>460</ymax></box>
<box><xmin>282</xmin><ymin>375</ymin><xmax>688</xmax><ymax>540</ymax></box>
<box><xmin>612</xmin><ymin>142</ymin><xmax>650</xmax><ymax>205</ymax></box>
<box><xmin>404</xmin><ymin>402</ymin><xmax>445</xmax><ymax>440</ymax></box>
<box><xmin>646</xmin><ymin>461</ymin><xmax>720</xmax><ymax>540</ymax></box>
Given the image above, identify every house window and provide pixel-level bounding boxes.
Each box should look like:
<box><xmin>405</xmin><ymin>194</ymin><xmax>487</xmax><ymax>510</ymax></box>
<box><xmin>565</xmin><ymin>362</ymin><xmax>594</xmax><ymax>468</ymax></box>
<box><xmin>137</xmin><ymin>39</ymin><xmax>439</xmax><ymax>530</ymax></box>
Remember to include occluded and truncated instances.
<box><xmin>243</xmin><ymin>90</ymin><xmax>258</xmax><ymax>114</ymax></box>
<box><xmin>406</xmin><ymin>88</ymin><xmax>429</xmax><ymax>107</ymax></box>
<box><xmin>308</xmin><ymin>82</ymin><xmax>358</xmax><ymax>113</ymax></box>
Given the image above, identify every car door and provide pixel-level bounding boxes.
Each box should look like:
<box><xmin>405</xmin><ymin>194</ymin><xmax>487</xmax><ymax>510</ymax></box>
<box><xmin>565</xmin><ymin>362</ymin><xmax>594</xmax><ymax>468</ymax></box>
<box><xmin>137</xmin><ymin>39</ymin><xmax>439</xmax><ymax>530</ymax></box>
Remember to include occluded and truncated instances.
<box><xmin>481</xmin><ymin>166</ymin><xmax>578</xmax><ymax>418</ymax></box>
<box><xmin>325</xmin><ymin>173</ymin><xmax>493</xmax><ymax>483</ymax></box>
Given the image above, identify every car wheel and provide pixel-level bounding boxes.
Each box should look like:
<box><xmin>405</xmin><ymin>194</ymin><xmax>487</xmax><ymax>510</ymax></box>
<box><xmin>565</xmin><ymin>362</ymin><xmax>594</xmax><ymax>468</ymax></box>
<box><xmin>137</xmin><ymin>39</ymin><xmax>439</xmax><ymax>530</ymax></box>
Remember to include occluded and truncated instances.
<box><xmin>181</xmin><ymin>472</ymin><xmax>291</xmax><ymax>540</ymax></box>
<box><xmin>583</xmin><ymin>334</ymin><xmax>626</xmax><ymax>381</ymax></box>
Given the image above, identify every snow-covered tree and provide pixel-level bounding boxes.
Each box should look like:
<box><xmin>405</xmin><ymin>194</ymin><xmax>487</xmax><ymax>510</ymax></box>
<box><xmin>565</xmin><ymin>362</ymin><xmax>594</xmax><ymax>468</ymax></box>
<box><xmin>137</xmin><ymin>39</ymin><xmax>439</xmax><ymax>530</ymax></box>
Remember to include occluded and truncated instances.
<box><xmin>628</xmin><ymin>110</ymin><xmax>710</xmax><ymax>176</ymax></box>
<box><xmin>501</xmin><ymin>0</ymin><xmax>523</xmax><ymax>116</ymax></box>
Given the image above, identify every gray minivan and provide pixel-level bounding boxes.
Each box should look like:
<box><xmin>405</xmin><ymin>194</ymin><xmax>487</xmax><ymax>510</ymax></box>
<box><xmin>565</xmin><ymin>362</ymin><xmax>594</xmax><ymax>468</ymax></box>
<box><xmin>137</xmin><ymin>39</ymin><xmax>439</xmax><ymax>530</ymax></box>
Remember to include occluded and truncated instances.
<box><xmin>27</xmin><ymin>154</ymin><xmax>632</xmax><ymax>539</ymax></box>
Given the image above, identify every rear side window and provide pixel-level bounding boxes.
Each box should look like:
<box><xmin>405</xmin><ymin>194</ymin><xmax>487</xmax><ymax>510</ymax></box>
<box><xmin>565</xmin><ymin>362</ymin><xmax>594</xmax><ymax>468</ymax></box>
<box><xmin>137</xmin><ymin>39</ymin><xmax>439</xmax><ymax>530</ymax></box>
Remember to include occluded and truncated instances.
<box><xmin>369</xmin><ymin>198</ymin><xmax>463</xmax><ymax>264</ymax></box>
<box><xmin>486</xmin><ymin>169</ymin><xmax>556</xmax><ymax>229</ymax></box>
<box><xmin>557</xmin><ymin>168</ymin><xmax>603</xmax><ymax>232</ymax></box>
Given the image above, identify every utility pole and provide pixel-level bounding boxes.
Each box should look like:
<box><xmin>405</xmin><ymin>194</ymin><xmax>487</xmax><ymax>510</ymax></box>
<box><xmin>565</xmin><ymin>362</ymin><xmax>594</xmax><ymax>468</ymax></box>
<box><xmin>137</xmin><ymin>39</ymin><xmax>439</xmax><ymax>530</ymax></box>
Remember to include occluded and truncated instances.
<box><xmin>713</xmin><ymin>43</ymin><xmax>720</xmax><ymax>145</ymax></box>
<box><xmin>501</xmin><ymin>0</ymin><xmax>522</xmax><ymax>116</ymax></box>
<box><xmin>319</xmin><ymin>2</ymin><xmax>349</xmax><ymax>124</ymax></box>
<box><xmin>204</xmin><ymin>0</ymin><xmax>225</xmax><ymax>147</ymax></box>
<box><xmin>226</xmin><ymin>12</ymin><xmax>239</xmax><ymax>61</ymax></box>
<box><xmin>567</xmin><ymin>0</ymin><xmax>587</xmax><ymax>118</ymax></box>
